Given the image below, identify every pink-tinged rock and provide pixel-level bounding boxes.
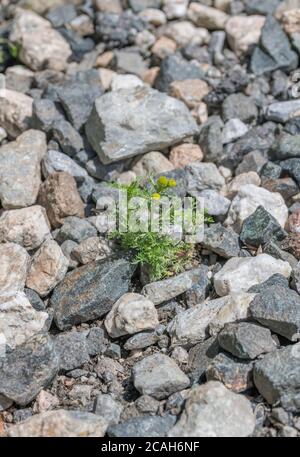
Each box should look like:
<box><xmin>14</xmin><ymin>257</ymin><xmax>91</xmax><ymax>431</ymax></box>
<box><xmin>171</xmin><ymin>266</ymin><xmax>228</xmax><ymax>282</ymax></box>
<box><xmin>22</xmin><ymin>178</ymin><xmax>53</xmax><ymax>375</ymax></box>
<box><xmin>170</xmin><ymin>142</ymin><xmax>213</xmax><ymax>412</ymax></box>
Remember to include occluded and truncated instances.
<box><xmin>226</xmin><ymin>16</ymin><xmax>265</xmax><ymax>56</ymax></box>
<box><xmin>169</xmin><ymin>144</ymin><xmax>203</xmax><ymax>168</ymax></box>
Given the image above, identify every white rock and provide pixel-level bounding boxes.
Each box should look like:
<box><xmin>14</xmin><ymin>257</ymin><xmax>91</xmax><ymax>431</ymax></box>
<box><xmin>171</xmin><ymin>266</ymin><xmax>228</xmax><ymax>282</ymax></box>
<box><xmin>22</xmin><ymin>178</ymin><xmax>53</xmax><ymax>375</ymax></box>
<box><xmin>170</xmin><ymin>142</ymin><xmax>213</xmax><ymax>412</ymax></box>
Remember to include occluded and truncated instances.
<box><xmin>165</xmin><ymin>21</ymin><xmax>210</xmax><ymax>47</ymax></box>
<box><xmin>111</xmin><ymin>74</ymin><xmax>144</xmax><ymax>91</ymax></box>
<box><xmin>105</xmin><ymin>293</ymin><xmax>159</xmax><ymax>338</ymax></box>
<box><xmin>225</xmin><ymin>184</ymin><xmax>288</xmax><ymax>231</ymax></box>
<box><xmin>222</xmin><ymin>118</ymin><xmax>249</xmax><ymax>144</ymax></box>
<box><xmin>0</xmin><ymin>205</ymin><xmax>51</xmax><ymax>251</ymax></box>
<box><xmin>167</xmin><ymin>298</ymin><xmax>227</xmax><ymax>347</ymax></box>
<box><xmin>225</xmin><ymin>15</ymin><xmax>265</xmax><ymax>56</ymax></box>
<box><xmin>214</xmin><ymin>254</ymin><xmax>292</xmax><ymax>297</ymax></box>
<box><xmin>225</xmin><ymin>172</ymin><xmax>261</xmax><ymax>199</ymax></box>
<box><xmin>0</xmin><ymin>127</ymin><xmax>7</xmax><ymax>142</ymax></box>
<box><xmin>163</xmin><ymin>0</ymin><xmax>188</xmax><ymax>19</ymax></box>
<box><xmin>26</xmin><ymin>239</ymin><xmax>69</xmax><ymax>297</ymax></box>
<box><xmin>168</xmin><ymin>381</ymin><xmax>256</xmax><ymax>437</ymax></box>
<box><xmin>0</xmin><ymin>243</ymin><xmax>30</xmax><ymax>294</ymax></box>
<box><xmin>0</xmin><ymin>292</ymin><xmax>48</xmax><ymax>350</ymax></box>
<box><xmin>0</xmin><ymin>88</ymin><xmax>33</xmax><ymax>138</ymax></box>
<box><xmin>0</xmin><ymin>130</ymin><xmax>46</xmax><ymax>209</ymax></box>
<box><xmin>139</xmin><ymin>8</ymin><xmax>167</xmax><ymax>27</ymax></box>
<box><xmin>10</xmin><ymin>9</ymin><xmax>72</xmax><ymax>71</ymax></box>
<box><xmin>42</xmin><ymin>150</ymin><xmax>88</xmax><ymax>179</ymax></box>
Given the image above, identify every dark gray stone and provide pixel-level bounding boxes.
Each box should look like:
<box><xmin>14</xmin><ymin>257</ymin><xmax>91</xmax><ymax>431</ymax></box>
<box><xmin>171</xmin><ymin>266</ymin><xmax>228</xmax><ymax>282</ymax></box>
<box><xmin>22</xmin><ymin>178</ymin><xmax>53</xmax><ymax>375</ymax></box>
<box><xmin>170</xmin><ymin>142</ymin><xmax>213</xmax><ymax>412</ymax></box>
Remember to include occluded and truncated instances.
<box><xmin>280</xmin><ymin>159</ymin><xmax>300</xmax><ymax>187</ymax></box>
<box><xmin>271</xmin><ymin>134</ymin><xmax>300</xmax><ymax>161</ymax></box>
<box><xmin>253</xmin><ymin>343</ymin><xmax>300</xmax><ymax>412</ymax></box>
<box><xmin>54</xmin><ymin>331</ymin><xmax>90</xmax><ymax>371</ymax></box>
<box><xmin>202</xmin><ymin>223</ymin><xmax>240</xmax><ymax>258</ymax></box>
<box><xmin>0</xmin><ymin>333</ymin><xmax>59</xmax><ymax>406</ymax></box>
<box><xmin>155</xmin><ymin>54</ymin><xmax>204</xmax><ymax>93</ymax></box>
<box><xmin>24</xmin><ymin>288</ymin><xmax>46</xmax><ymax>311</ymax></box>
<box><xmin>244</xmin><ymin>0</ymin><xmax>281</xmax><ymax>15</ymax></box>
<box><xmin>248</xmin><ymin>273</ymin><xmax>289</xmax><ymax>293</ymax></box>
<box><xmin>198</xmin><ymin>116</ymin><xmax>224</xmax><ymax>163</ymax></box>
<box><xmin>107</xmin><ymin>414</ymin><xmax>176</xmax><ymax>437</ymax></box>
<box><xmin>187</xmin><ymin>337</ymin><xmax>220</xmax><ymax>383</ymax></box>
<box><xmin>124</xmin><ymin>331</ymin><xmax>159</xmax><ymax>351</ymax></box>
<box><xmin>86</xmin><ymin>327</ymin><xmax>107</xmax><ymax>356</ymax></box>
<box><xmin>185</xmin><ymin>265</ymin><xmax>211</xmax><ymax>307</ymax></box>
<box><xmin>240</xmin><ymin>206</ymin><xmax>286</xmax><ymax>247</ymax></box>
<box><xmin>115</xmin><ymin>48</ymin><xmax>148</xmax><ymax>77</ymax></box>
<box><xmin>222</xmin><ymin>93</ymin><xmax>258</xmax><ymax>123</ymax></box>
<box><xmin>31</xmin><ymin>98</ymin><xmax>64</xmax><ymax>132</ymax></box>
<box><xmin>51</xmin><ymin>258</ymin><xmax>135</xmax><ymax>330</ymax></box>
<box><xmin>263</xmin><ymin>239</ymin><xmax>298</xmax><ymax>268</ymax></box>
<box><xmin>218</xmin><ymin>322</ymin><xmax>276</xmax><ymax>360</ymax></box>
<box><xmin>55</xmin><ymin>216</ymin><xmax>97</xmax><ymax>244</ymax></box>
<box><xmin>260</xmin><ymin>161</ymin><xmax>282</xmax><ymax>181</ymax></box>
<box><xmin>52</xmin><ymin>119</ymin><xmax>83</xmax><ymax>157</ymax></box>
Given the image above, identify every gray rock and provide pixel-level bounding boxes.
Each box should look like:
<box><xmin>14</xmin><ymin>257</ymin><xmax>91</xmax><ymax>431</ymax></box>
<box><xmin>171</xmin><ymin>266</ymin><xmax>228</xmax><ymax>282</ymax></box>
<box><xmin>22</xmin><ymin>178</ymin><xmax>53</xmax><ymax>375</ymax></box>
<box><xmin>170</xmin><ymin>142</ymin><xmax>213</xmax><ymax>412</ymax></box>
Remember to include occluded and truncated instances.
<box><xmin>206</xmin><ymin>352</ymin><xmax>253</xmax><ymax>393</ymax></box>
<box><xmin>115</xmin><ymin>48</ymin><xmax>148</xmax><ymax>77</ymax></box>
<box><xmin>271</xmin><ymin>134</ymin><xmax>300</xmax><ymax>161</ymax></box>
<box><xmin>264</xmin><ymin>100</ymin><xmax>300</xmax><ymax>123</ymax></box>
<box><xmin>222</xmin><ymin>118</ymin><xmax>249</xmax><ymax>144</ymax></box>
<box><xmin>86</xmin><ymin>327</ymin><xmax>107</xmax><ymax>356</ymax></box>
<box><xmin>198</xmin><ymin>116</ymin><xmax>224</xmax><ymax>163</ymax></box>
<box><xmin>240</xmin><ymin>206</ymin><xmax>287</xmax><ymax>247</ymax></box>
<box><xmin>250</xmin><ymin>283</ymin><xmax>300</xmax><ymax>341</ymax></box>
<box><xmin>244</xmin><ymin>0</ymin><xmax>280</xmax><ymax>15</ymax></box>
<box><xmin>202</xmin><ymin>223</ymin><xmax>240</xmax><ymax>258</ymax></box>
<box><xmin>108</xmin><ymin>414</ymin><xmax>176</xmax><ymax>437</ymax></box>
<box><xmin>261</xmin><ymin>161</ymin><xmax>283</xmax><ymax>181</ymax></box>
<box><xmin>263</xmin><ymin>239</ymin><xmax>298</xmax><ymax>269</ymax></box>
<box><xmin>135</xmin><ymin>394</ymin><xmax>160</xmax><ymax>414</ymax></box>
<box><xmin>60</xmin><ymin>239</ymin><xmax>79</xmax><ymax>269</ymax></box>
<box><xmin>186</xmin><ymin>162</ymin><xmax>225</xmax><ymax>195</ymax></box>
<box><xmin>218</xmin><ymin>322</ymin><xmax>276</xmax><ymax>360</ymax></box>
<box><xmin>124</xmin><ymin>330</ymin><xmax>160</xmax><ymax>351</ymax></box>
<box><xmin>54</xmin><ymin>331</ymin><xmax>90</xmax><ymax>371</ymax></box>
<box><xmin>251</xmin><ymin>15</ymin><xmax>298</xmax><ymax>75</ymax></box>
<box><xmin>51</xmin><ymin>258</ymin><xmax>135</xmax><ymax>330</ymax></box>
<box><xmin>24</xmin><ymin>288</ymin><xmax>46</xmax><ymax>311</ymax></box>
<box><xmin>168</xmin><ymin>381</ymin><xmax>255</xmax><ymax>437</ymax></box>
<box><xmin>31</xmin><ymin>98</ymin><xmax>64</xmax><ymax>132</ymax></box>
<box><xmin>0</xmin><ymin>333</ymin><xmax>59</xmax><ymax>406</ymax></box>
<box><xmin>46</xmin><ymin>4</ymin><xmax>77</xmax><ymax>28</ymax></box>
<box><xmin>93</xmin><ymin>394</ymin><xmax>123</xmax><ymax>426</ymax></box>
<box><xmin>129</xmin><ymin>0</ymin><xmax>161</xmax><ymax>13</ymax></box>
<box><xmin>253</xmin><ymin>343</ymin><xmax>300</xmax><ymax>412</ymax></box>
<box><xmin>280</xmin><ymin>158</ymin><xmax>300</xmax><ymax>187</ymax></box>
<box><xmin>199</xmin><ymin>190</ymin><xmax>231</xmax><ymax>217</ymax></box>
<box><xmin>52</xmin><ymin>119</ymin><xmax>84</xmax><ymax>157</ymax></box>
<box><xmin>188</xmin><ymin>337</ymin><xmax>220</xmax><ymax>383</ymax></box>
<box><xmin>248</xmin><ymin>273</ymin><xmax>289</xmax><ymax>293</ymax></box>
<box><xmin>132</xmin><ymin>353</ymin><xmax>190</xmax><ymax>399</ymax></box>
<box><xmin>55</xmin><ymin>216</ymin><xmax>97</xmax><ymax>244</ymax></box>
<box><xmin>222</xmin><ymin>93</ymin><xmax>258</xmax><ymax>123</ymax></box>
<box><xmin>236</xmin><ymin>150</ymin><xmax>268</xmax><ymax>175</ymax></box>
<box><xmin>185</xmin><ymin>265</ymin><xmax>211</xmax><ymax>306</ymax></box>
<box><xmin>85</xmin><ymin>85</ymin><xmax>198</xmax><ymax>164</ymax></box>
<box><xmin>42</xmin><ymin>150</ymin><xmax>88</xmax><ymax>180</ymax></box>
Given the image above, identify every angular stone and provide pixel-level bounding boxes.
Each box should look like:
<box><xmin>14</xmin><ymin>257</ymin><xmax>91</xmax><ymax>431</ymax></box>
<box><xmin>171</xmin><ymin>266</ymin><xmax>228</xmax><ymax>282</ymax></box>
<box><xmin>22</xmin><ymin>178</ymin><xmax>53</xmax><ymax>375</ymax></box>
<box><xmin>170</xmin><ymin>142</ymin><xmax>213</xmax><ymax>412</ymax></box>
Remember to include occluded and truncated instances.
<box><xmin>168</xmin><ymin>381</ymin><xmax>255</xmax><ymax>437</ymax></box>
<box><xmin>206</xmin><ymin>353</ymin><xmax>253</xmax><ymax>393</ymax></box>
<box><xmin>214</xmin><ymin>254</ymin><xmax>292</xmax><ymax>296</ymax></box>
<box><xmin>24</xmin><ymin>288</ymin><xmax>45</xmax><ymax>312</ymax></box>
<box><xmin>169</xmin><ymin>144</ymin><xmax>203</xmax><ymax>168</ymax></box>
<box><xmin>0</xmin><ymin>292</ymin><xmax>48</xmax><ymax>350</ymax></box>
<box><xmin>218</xmin><ymin>322</ymin><xmax>276</xmax><ymax>360</ymax></box>
<box><xmin>225</xmin><ymin>15</ymin><xmax>265</xmax><ymax>56</ymax></box>
<box><xmin>38</xmin><ymin>172</ymin><xmax>85</xmax><ymax>228</ymax></box>
<box><xmin>26</xmin><ymin>239</ymin><xmax>68</xmax><ymax>297</ymax></box>
<box><xmin>254</xmin><ymin>343</ymin><xmax>300</xmax><ymax>412</ymax></box>
<box><xmin>165</xmin><ymin>20</ymin><xmax>209</xmax><ymax>47</ymax></box>
<box><xmin>51</xmin><ymin>119</ymin><xmax>84</xmax><ymax>157</ymax></box>
<box><xmin>250</xmin><ymin>283</ymin><xmax>300</xmax><ymax>341</ymax></box>
<box><xmin>170</xmin><ymin>79</ymin><xmax>210</xmax><ymax>109</ymax></box>
<box><xmin>0</xmin><ymin>333</ymin><xmax>58</xmax><ymax>406</ymax></box>
<box><xmin>108</xmin><ymin>414</ymin><xmax>176</xmax><ymax>437</ymax></box>
<box><xmin>124</xmin><ymin>330</ymin><xmax>160</xmax><ymax>350</ymax></box>
<box><xmin>54</xmin><ymin>331</ymin><xmax>90</xmax><ymax>371</ymax></box>
<box><xmin>226</xmin><ymin>172</ymin><xmax>261</xmax><ymax>199</ymax></box>
<box><xmin>187</xmin><ymin>337</ymin><xmax>220</xmax><ymax>383</ymax></box>
<box><xmin>187</xmin><ymin>3</ymin><xmax>229</xmax><ymax>30</ymax></box>
<box><xmin>10</xmin><ymin>9</ymin><xmax>72</xmax><ymax>71</ymax></box>
<box><xmin>199</xmin><ymin>190</ymin><xmax>231</xmax><ymax>217</ymax></box>
<box><xmin>271</xmin><ymin>134</ymin><xmax>300</xmax><ymax>161</ymax></box>
<box><xmin>222</xmin><ymin>119</ymin><xmax>249</xmax><ymax>145</ymax></box>
<box><xmin>105</xmin><ymin>293</ymin><xmax>159</xmax><ymax>338</ymax></box>
<box><xmin>132</xmin><ymin>151</ymin><xmax>174</xmax><ymax>178</ymax></box>
<box><xmin>0</xmin><ymin>243</ymin><xmax>30</xmax><ymax>294</ymax></box>
<box><xmin>94</xmin><ymin>394</ymin><xmax>123</xmax><ymax>426</ymax></box>
<box><xmin>31</xmin><ymin>99</ymin><xmax>64</xmax><ymax>133</ymax></box>
<box><xmin>0</xmin><ymin>206</ymin><xmax>51</xmax><ymax>250</ymax></box>
<box><xmin>42</xmin><ymin>150</ymin><xmax>88</xmax><ymax>181</ymax></box>
<box><xmin>222</xmin><ymin>93</ymin><xmax>258</xmax><ymax>123</ymax></box>
<box><xmin>264</xmin><ymin>100</ymin><xmax>300</xmax><ymax>123</ymax></box>
<box><xmin>3</xmin><ymin>410</ymin><xmax>108</xmax><ymax>437</ymax></box>
<box><xmin>55</xmin><ymin>216</ymin><xmax>97</xmax><ymax>244</ymax></box>
<box><xmin>71</xmin><ymin>237</ymin><xmax>110</xmax><ymax>265</ymax></box>
<box><xmin>132</xmin><ymin>353</ymin><xmax>190</xmax><ymax>399</ymax></box>
<box><xmin>0</xmin><ymin>89</ymin><xmax>33</xmax><ymax>138</ymax></box>
<box><xmin>51</xmin><ymin>258</ymin><xmax>135</xmax><ymax>330</ymax></box>
<box><xmin>85</xmin><ymin>86</ymin><xmax>198</xmax><ymax>164</ymax></box>
<box><xmin>186</xmin><ymin>162</ymin><xmax>225</xmax><ymax>196</ymax></box>
<box><xmin>202</xmin><ymin>223</ymin><xmax>240</xmax><ymax>259</ymax></box>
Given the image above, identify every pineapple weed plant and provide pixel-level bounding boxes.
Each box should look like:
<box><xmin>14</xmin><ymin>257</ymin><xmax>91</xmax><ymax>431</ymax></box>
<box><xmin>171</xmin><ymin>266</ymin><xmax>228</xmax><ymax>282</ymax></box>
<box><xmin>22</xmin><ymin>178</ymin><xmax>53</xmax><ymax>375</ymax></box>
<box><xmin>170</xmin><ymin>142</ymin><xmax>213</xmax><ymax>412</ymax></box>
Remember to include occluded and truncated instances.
<box><xmin>110</xmin><ymin>175</ymin><xmax>213</xmax><ymax>282</ymax></box>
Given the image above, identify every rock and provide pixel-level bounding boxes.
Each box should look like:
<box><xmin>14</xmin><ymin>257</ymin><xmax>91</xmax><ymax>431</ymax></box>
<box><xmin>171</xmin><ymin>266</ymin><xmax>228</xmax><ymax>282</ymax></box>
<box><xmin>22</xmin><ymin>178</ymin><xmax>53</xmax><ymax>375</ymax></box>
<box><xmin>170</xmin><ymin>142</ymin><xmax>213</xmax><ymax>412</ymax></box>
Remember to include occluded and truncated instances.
<box><xmin>209</xmin><ymin>293</ymin><xmax>256</xmax><ymax>336</ymax></box>
<box><xmin>139</xmin><ymin>8</ymin><xmax>167</xmax><ymax>26</ymax></box>
<box><xmin>0</xmin><ymin>89</ymin><xmax>33</xmax><ymax>138</ymax></box>
<box><xmin>199</xmin><ymin>190</ymin><xmax>231</xmax><ymax>217</ymax></box>
<box><xmin>151</xmin><ymin>36</ymin><xmax>177</xmax><ymax>59</ymax></box>
<box><xmin>71</xmin><ymin>237</ymin><xmax>110</xmax><ymax>264</ymax></box>
<box><xmin>226</xmin><ymin>172</ymin><xmax>261</xmax><ymax>198</ymax></box>
<box><xmin>105</xmin><ymin>293</ymin><xmax>159</xmax><ymax>338</ymax></box>
<box><xmin>24</xmin><ymin>288</ymin><xmax>45</xmax><ymax>311</ymax></box>
<box><xmin>85</xmin><ymin>86</ymin><xmax>198</xmax><ymax>164</ymax></box>
<box><xmin>51</xmin><ymin>119</ymin><xmax>84</xmax><ymax>157</ymax></box>
<box><xmin>0</xmin><ymin>333</ymin><xmax>58</xmax><ymax>406</ymax></box>
<box><xmin>187</xmin><ymin>3</ymin><xmax>229</xmax><ymax>30</ymax></box>
<box><xmin>202</xmin><ymin>223</ymin><xmax>240</xmax><ymax>259</ymax></box>
<box><xmin>186</xmin><ymin>162</ymin><xmax>225</xmax><ymax>196</ymax></box>
<box><xmin>250</xmin><ymin>15</ymin><xmax>298</xmax><ymax>75</ymax></box>
<box><xmin>154</xmin><ymin>53</ymin><xmax>204</xmax><ymax>93</ymax></box>
<box><xmin>222</xmin><ymin>119</ymin><xmax>249</xmax><ymax>145</ymax></box>
<box><xmin>271</xmin><ymin>134</ymin><xmax>300</xmax><ymax>161</ymax></box>
<box><xmin>3</xmin><ymin>410</ymin><xmax>108</xmax><ymax>437</ymax></box>
<box><xmin>198</xmin><ymin>116</ymin><xmax>223</xmax><ymax>163</ymax></box>
<box><xmin>240</xmin><ymin>206</ymin><xmax>287</xmax><ymax>247</ymax></box>
<box><xmin>5</xmin><ymin>65</ymin><xmax>34</xmax><ymax>93</ymax></box>
<box><xmin>0</xmin><ymin>206</ymin><xmax>51</xmax><ymax>251</ymax></box>
<box><xmin>168</xmin><ymin>381</ymin><xmax>255</xmax><ymax>437</ymax></box>
<box><xmin>218</xmin><ymin>322</ymin><xmax>276</xmax><ymax>360</ymax></box>
<box><xmin>86</xmin><ymin>327</ymin><xmax>107</xmax><ymax>356</ymax></box>
<box><xmin>132</xmin><ymin>151</ymin><xmax>174</xmax><ymax>178</ymax></box>
<box><xmin>132</xmin><ymin>353</ymin><xmax>190</xmax><ymax>399</ymax></box>
<box><xmin>169</xmin><ymin>79</ymin><xmax>210</xmax><ymax>109</ymax></box>
<box><xmin>108</xmin><ymin>414</ymin><xmax>176</xmax><ymax>437</ymax></box>
<box><xmin>222</xmin><ymin>93</ymin><xmax>258</xmax><ymax>123</ymax></box>
<box><xmin>38</xmin><ymin>172</ymin><xmax>85</xmax><ymax>228</ymax></box>
<box><xmin>51</xmin><ymin>258</ymin><xmax>134</xmax><ymax>330</ymax></box>
<box><xmin>280</xmin><ymin>158</ymin><xmax>300</xmax><ymax>186</ymax></box>
<box><xmin>214</xmin><ymin>254</ymin><xmax>292</xmax><ymax>296</ymax></box>
<box><xmin>250</xmin><ymin>283</ymin><xmax>300</xmax><ymax>341</ymax></box>
<box><xmin>169</xmin><ymin>144</ymin><xmax>203</xmax><ymax>168</ymax></box>
<box><xmin>46</xmin><ymin>4</ymin><xmax>77</xmax><ymax>28</ymax></box>
<box><xmin>168</xmin><ymin>297</ymin><xmax>227</xmax><ymax>347</ymax></box>
<box><xmin>264</xmin><ymin>100</ymin><xmax>300</xmax><ymax>123</ymax></box>
<box><xmin>114</xmin><ymin>49</ymin><xmax>148</xmax><ymax>77</ymax></box>
<box><xmin>236</xmin><ymin>150</ymin><xmax>267</xmax><ymax>175</ymax></box>
<box><xmin>225</xmin><ymin>15</ymin><xmax>265</xmax><ymax>56</ymax></box>
<box><xmin>0</xmin><ymin>243</ymin><xmax>30</xmax><ymax>294</ymax></box>
<box><xmin>253</xmin><ymin>343</ymin><xmax>300</xmax><ymax>412</ymax></box>
<box><xmin>31</xmin><ymin>99</ymin><xmax>64</xmax><ymax>133</ymax></box>
<box><xmin>10</xmin><ymin>9</ymin><xmax>72</xmax><ymax>71</ymax></box>
<box><xmin>0</xmin><ymin>292</ymin><xmax>48</xmax><ymax>350</ymax></box>
<box><xmin>124</xmin><ymin>330</ymin><xmax>160</xmax><ymax>350</ymax></box>
<box><xmin>34</xmin><ymin>390</ymin><xmax>59</xmax><ymax>413</ymax></box>
<box><xmin>42</xmin><ymin>150</ymin><xmax>88</xmax><ymax>180</ymax></box>
<box><xmin>54</xmin><ymin>331</ymin><xmax>90</xmax><ymax>371</ymax></box>
<box><xmin>187</xmin><ymin>337</ymin><xmax>220</xmax><ymax>383</ymax></box>
<box><xmin>225</xmin><ymin>184</ymin><xmax>288</xmax><ymax>231</ymax></box>
<box><xmin>55</xmin><ymin>216</ymin><xmax>97</xmax><ymax>243</ymax></box>
<box><xmin>26</xmin><ymin>239</ymin><xmax>68</xmax><ymax>297</ymax></box>
<box><xmin>111</xmin><ymin>74</ymin><xmax>144</xmax><ymax>91</ymax></box>
<box><xmin>94</xmin><ymin>394</ymin><xmax>123</xmax><ymax>426</ymax></box>
<box><xmin>142</xmin><ymin>268</ymin><xmax>204</xmax><ymax>305</ymax></box>
<box><xmin>206</xmin><ymin>352</ymin><xmax>253</xmax><ymax>393</ymax></box>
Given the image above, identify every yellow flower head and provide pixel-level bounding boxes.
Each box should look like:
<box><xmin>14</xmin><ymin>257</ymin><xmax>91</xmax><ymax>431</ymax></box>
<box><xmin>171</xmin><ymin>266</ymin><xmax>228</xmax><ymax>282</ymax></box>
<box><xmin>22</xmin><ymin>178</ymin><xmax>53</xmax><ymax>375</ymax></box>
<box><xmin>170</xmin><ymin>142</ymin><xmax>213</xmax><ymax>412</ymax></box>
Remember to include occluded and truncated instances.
<box><xmin>157</xmin><ymin>176</ymin><xmax>169</xmax><ymax>187</ymax></box>
<box><xmin>168</xmin><ymin>178</ymin><xmax>177</xmax><ymax>187</ymax></box>
<box><xmin>152</xmin><ymin>193</ymin><xmax>161</xmax><ymax>200</ymax></box>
